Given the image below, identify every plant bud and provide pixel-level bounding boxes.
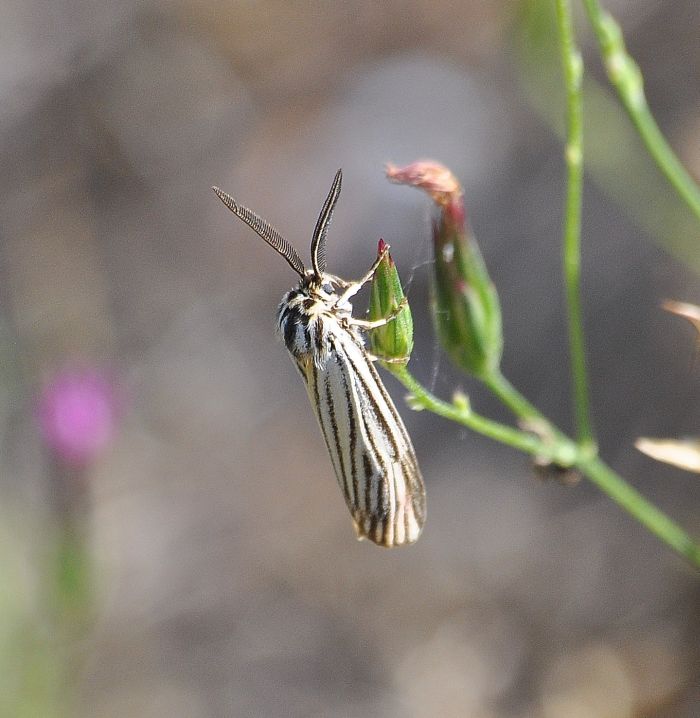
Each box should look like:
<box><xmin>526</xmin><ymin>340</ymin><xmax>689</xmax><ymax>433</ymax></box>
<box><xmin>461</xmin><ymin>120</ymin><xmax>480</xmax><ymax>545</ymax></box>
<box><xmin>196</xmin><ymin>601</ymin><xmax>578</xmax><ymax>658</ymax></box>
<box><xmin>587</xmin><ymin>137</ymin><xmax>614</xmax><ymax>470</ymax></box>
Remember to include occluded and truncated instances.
<box><xmin>387</xmin><ymin>160</ymin><xmax>503</xmax><ymax>377</ymax></box>
<box><xmin>368</xmin><ymin>239</ymin><xmax>414</xmax><ymax>365</ymax></box>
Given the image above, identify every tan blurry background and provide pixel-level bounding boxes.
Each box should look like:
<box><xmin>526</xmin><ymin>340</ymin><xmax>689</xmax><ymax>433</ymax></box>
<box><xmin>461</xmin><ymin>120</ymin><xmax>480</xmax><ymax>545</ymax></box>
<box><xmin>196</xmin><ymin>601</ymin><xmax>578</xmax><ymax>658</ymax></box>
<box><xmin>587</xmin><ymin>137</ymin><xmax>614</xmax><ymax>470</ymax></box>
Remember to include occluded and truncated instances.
<box><xmin>1</xmin><ymin>1</ymin><xmax>699</xmax><ymax>716</ymax></box>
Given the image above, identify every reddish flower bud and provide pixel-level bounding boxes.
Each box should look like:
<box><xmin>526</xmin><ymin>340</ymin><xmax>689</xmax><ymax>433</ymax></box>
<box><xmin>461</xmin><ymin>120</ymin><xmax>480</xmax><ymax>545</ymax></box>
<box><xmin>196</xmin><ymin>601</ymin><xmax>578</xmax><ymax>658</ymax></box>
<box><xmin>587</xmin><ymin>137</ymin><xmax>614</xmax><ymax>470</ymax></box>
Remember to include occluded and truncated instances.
<box><xmin>387</xmin><ymin>160</ymin><xmax>502</xmax><ymax>377</ymax></box>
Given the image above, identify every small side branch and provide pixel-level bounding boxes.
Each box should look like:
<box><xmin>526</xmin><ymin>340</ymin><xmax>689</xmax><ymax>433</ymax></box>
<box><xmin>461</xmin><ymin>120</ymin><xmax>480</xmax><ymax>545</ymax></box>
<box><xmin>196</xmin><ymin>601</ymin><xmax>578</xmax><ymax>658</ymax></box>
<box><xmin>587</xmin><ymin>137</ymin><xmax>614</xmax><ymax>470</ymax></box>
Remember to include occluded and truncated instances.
<box><xmin>582</xmin><ymin>0</ymin><xmax>700</xmax><ymax>223</ymax></box>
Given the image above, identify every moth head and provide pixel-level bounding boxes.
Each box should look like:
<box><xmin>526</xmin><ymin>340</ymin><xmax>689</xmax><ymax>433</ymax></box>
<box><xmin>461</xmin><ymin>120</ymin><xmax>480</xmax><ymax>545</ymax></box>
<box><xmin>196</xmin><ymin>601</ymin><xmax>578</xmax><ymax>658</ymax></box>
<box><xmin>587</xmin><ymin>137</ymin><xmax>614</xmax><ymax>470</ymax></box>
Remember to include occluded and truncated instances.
<box><xmin>299</xmin><ymin>273</ymin><xmax>338</xmax><ymax>303</ymax></box>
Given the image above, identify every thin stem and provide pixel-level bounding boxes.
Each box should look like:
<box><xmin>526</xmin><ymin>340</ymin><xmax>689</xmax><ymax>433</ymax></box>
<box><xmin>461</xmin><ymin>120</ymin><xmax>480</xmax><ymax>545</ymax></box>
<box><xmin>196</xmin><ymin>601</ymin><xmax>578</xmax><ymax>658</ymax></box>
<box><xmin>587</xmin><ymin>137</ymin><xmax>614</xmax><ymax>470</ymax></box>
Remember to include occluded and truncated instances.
<box><xmin>389</xmin><ymin>366</ymin><xmax>700</xmax><ymax>569</ymax></box>
<box><xmin>578</xmin><ymin>454</ymin><xmax>700</xmax><ymax>566</ymax></box>
<box><xmin>482</xmin><ymin>368</ymin><xmax>578</xmax><ymax>451</ymax></box>
<box><xmin>555</xmin><ymin>0</ymin><xmax>595</xmax><ymax>447</ymax></box>
<box><xmin>582</xmin><ymin>0</ymin><xmax>700</xmax><ymax>223</ymax></box>
<box><xmin>482</xmin><ymin>368</ymin><xmax>544</xmax><ymax>423</ymax></box>
<box><xmin>391</xmin><ymin>366</ymin><xmax>576</xmax><ymax>465</ymax></box>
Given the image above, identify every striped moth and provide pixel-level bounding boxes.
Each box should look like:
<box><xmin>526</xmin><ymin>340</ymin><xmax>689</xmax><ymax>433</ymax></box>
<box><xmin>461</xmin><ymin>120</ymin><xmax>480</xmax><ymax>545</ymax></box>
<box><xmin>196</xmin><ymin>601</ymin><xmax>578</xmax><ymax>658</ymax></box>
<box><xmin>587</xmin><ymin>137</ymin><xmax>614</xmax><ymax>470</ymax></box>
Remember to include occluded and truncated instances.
<box><xmin>213</xmin><ymin>170</ymin><xmax>425</xmax><ymax>546</ymax></box>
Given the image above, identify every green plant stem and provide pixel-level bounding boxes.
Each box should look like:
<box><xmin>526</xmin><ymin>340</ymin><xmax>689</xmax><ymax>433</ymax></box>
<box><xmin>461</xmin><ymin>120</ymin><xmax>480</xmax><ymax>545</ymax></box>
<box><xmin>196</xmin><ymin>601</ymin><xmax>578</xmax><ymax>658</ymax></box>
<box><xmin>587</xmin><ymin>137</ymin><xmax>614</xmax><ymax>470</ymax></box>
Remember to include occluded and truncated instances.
<box><xmin>582</xmin><ymin>0</ymin><xmax>700</xmax><ymax>223</ymax></box>
<box><xmin>482</xmin><ymin>368</ymin><xmax>545</xmax><ymax>423</ymax></box>
<box><xmin>555</xmin><ymin>0</ymin><xmax>595</xmax><ymax>447</ymax></box>
<box><xmin>391</xmin><ymin>366</ymin><xmax>574</xmax><ymax>464</ymax></box>
<box><xmin>578</xmin><ymin>454</ymin><xmax>700</xmax><ymax>566</ymax></box>
<box><xmin>390</xmin><ymin>365</ymin><xmax>700</xmax><ymax>568</ymax></box>
<box><xmin>481</xmin><ymin>368</ymin><xmax>578</xmax><ymax>457</ymax></box>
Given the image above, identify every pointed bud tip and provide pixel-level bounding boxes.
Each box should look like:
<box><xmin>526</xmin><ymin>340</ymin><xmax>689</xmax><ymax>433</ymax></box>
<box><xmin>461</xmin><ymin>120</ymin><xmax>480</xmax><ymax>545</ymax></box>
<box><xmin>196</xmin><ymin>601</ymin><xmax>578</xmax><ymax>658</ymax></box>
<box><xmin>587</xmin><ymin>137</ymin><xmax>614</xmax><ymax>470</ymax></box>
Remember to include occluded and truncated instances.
<box><xmin>377</xmin><ymin>238</ymin><xmax>394</xmax><ymax>266</ymax></box>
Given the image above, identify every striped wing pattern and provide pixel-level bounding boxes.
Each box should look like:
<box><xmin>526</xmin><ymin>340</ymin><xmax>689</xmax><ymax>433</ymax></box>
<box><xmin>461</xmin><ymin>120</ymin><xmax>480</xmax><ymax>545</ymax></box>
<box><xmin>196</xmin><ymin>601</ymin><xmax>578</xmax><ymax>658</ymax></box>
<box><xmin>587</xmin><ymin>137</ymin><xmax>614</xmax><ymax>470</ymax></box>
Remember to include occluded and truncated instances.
<box><xmin>296</xmin><ymin>317</ymin><xmax>426</xmax><ymax>547</ymax></box>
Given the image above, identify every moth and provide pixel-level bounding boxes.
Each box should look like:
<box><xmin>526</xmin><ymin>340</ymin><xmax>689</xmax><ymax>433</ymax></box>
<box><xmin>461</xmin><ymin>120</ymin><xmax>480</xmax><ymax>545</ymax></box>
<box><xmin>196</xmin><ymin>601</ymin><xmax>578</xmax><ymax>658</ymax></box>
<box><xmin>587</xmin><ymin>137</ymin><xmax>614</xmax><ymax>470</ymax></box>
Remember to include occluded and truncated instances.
<box><xmin>213</xmin><ymin>170</ymin><xmax>425</xmax><ymax>546</ymax></box>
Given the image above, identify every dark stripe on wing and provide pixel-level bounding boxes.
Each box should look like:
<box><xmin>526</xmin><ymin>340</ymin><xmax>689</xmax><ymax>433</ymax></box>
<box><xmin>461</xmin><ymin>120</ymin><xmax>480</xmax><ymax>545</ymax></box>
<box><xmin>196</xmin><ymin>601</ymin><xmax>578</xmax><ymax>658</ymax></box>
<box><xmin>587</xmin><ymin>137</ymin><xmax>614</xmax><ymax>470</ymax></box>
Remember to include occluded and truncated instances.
<box><xmin>334</xmin><ymin>348</ymin><xmax>358</xmax><ymax>507</ymax></box>
<box><xmin>345</xmin><ymin>351</ymin><xmax>403</xmax><ymax>461</ymax></box>
<box><xmin>324</xmin><ymin>371</ymin><xmax>349</xmax><ymax>503</ymax></box>
<box><xmin>308</xmin><ymin>362</ymin><xmax>341</xmax><ymax>485</ymax></box>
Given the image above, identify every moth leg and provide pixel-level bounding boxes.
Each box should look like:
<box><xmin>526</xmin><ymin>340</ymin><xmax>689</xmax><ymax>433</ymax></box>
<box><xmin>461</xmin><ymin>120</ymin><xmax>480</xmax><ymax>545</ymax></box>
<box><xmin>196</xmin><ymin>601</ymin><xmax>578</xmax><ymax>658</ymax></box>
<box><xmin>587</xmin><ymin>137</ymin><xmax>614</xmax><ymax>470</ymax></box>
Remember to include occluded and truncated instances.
<box><xmin>335</xmin><ymin>246</ymin><xmax>390</xmax><ymax>305</ymax></box>
<box><xmin>325</xmin><ymin>273</ymin><xmax>352</xmax><ymax>288</ymax></box>
<box><xmin>349</xmin><ymin>297</ymin><xmax>407</xmax><ymax>330</ymax></box>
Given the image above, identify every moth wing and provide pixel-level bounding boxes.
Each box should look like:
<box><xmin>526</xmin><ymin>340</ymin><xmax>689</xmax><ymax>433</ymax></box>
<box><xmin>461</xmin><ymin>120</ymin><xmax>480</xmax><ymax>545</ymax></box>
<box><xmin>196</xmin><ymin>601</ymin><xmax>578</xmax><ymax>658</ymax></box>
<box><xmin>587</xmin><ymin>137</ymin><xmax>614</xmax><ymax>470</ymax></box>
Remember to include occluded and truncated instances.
<box><xmin>298</xmin><ymin>325</ymin><xmax>425</xmax><ymax>547</ymax></box>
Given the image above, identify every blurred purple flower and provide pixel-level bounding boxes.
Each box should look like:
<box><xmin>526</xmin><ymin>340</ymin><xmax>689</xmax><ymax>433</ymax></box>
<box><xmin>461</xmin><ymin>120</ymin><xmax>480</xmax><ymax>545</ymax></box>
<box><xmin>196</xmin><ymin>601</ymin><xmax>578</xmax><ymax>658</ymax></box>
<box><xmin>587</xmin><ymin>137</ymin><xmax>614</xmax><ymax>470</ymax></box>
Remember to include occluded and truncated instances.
<box><xmin>36</xmin><ymin>366</ymin><xmax>121</xmax><ymax>468</ymax></box>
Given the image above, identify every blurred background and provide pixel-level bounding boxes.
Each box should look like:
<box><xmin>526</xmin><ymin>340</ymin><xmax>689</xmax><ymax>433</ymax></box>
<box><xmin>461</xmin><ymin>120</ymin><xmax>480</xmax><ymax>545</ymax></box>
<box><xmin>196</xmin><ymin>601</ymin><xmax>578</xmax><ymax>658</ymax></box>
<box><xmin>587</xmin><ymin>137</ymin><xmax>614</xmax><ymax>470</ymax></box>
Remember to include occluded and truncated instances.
<box><xmin>1</xmin><ymin>1</ymin><xmax>699</xmax><ymax>716</ymax></box>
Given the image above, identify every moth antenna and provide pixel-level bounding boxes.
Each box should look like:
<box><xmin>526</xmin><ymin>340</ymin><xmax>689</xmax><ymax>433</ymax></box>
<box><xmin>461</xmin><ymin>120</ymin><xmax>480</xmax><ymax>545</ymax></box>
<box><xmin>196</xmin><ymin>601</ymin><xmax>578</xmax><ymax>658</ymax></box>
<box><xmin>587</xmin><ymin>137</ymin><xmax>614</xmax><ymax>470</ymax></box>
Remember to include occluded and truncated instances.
<box><xmin>310</xmin><ymin>169</ymin><xmax>342</xmax><ymax>279</ymax></box>
<box><xmin>212</xmin><ymin>186</ymin><xmax>306</xmax><ymax>277</ymax></box>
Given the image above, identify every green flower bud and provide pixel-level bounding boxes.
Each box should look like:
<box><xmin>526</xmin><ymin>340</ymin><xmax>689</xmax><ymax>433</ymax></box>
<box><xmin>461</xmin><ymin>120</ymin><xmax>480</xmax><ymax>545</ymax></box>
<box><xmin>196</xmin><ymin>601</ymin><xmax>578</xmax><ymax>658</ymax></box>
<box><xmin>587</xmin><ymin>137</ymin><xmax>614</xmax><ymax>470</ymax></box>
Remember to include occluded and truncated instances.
<box><xmin>386</xmin><ymin>161</ymin><xmax>503</xmax><ymax>377</ymax></box>
<box><xmin>368</xmin><ymin>239</ymin><xmax>414</xmax><ymax>365</ymax></box>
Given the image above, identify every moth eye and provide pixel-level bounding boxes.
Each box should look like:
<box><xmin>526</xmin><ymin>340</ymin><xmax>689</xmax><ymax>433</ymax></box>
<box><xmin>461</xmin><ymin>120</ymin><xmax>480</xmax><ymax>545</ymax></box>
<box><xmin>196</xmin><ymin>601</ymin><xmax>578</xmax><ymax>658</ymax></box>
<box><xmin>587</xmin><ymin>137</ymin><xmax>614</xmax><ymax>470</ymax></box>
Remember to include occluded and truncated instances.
<box><xmin>322</xmin><ymin>282</ymin><xmax>333</xmax><ymax>293</ymax></box>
